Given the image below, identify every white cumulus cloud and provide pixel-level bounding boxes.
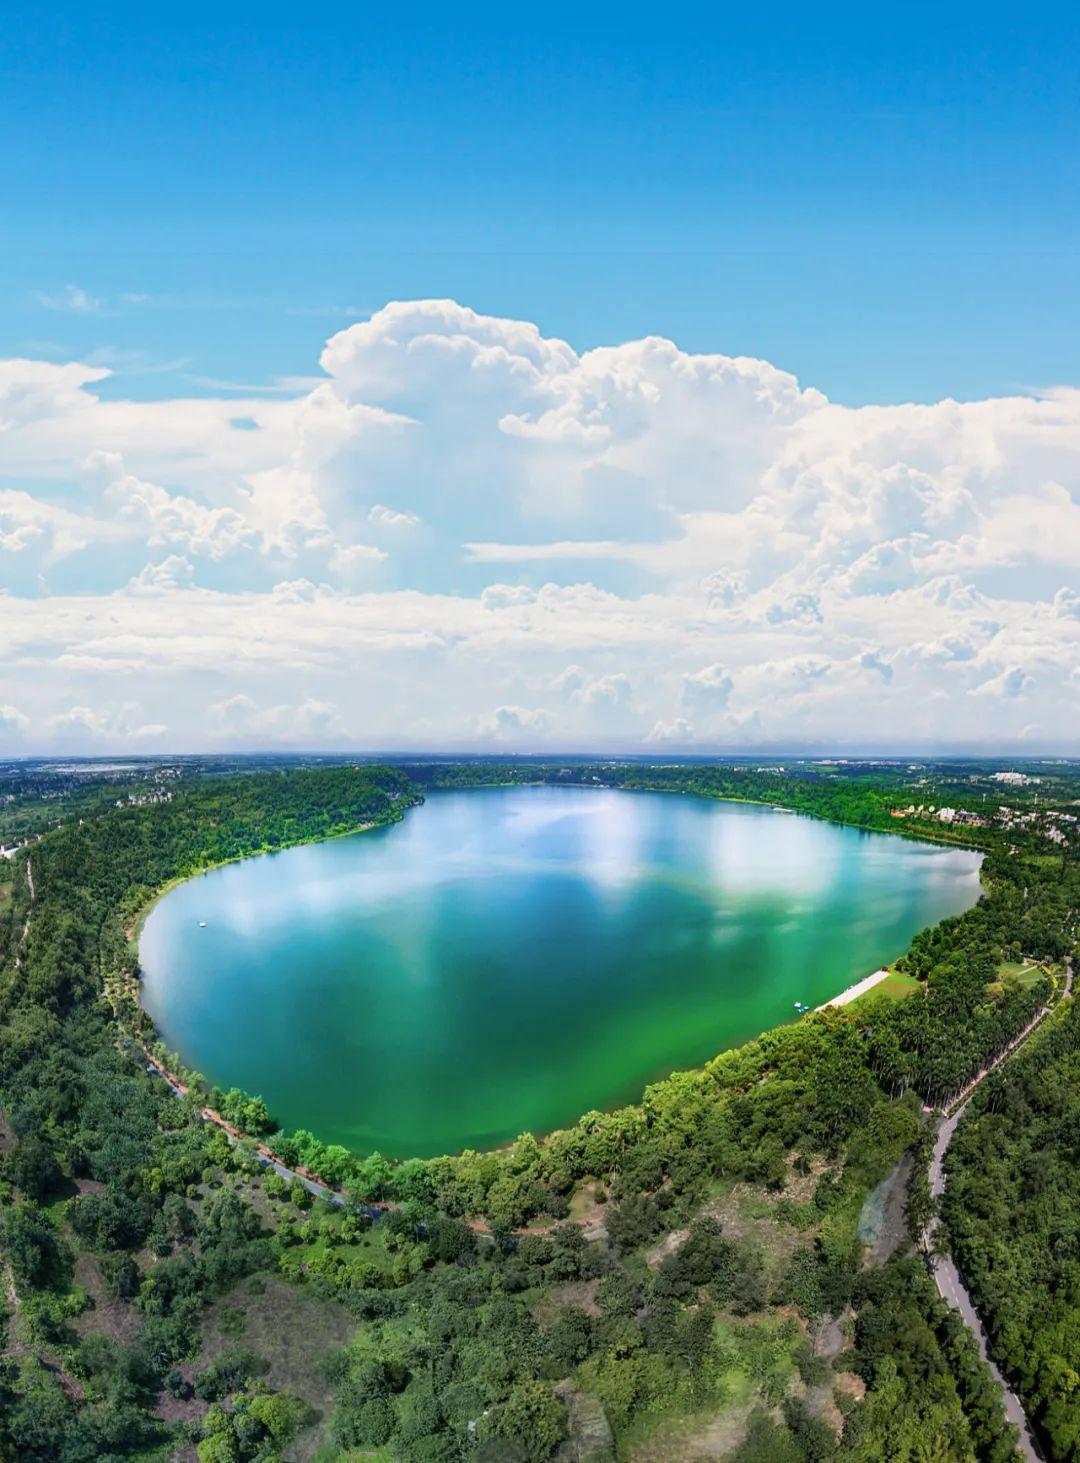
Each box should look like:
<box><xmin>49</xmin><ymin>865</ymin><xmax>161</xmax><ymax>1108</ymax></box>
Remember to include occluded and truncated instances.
<box><xmin>0</xmin><ymin>298</ymin><xmax>1074</xmax><ymax>749</ymax></box>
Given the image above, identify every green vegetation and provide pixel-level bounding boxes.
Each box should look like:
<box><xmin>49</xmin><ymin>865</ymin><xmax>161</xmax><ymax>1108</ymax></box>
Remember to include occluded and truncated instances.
<box><xmin>944</xmin><ymin>998</ymin><xmax>1080</xmax><ymax>1461</ymax></box>
<box><xmin>0</xmin><ymin>758</ymin><xmax>1075</xmax><ymax>1459</ymax></box>
<box><xmin>849</xmin><ymin>970</ymin><xmax>922</xmax><ymax>1006</ymax></box>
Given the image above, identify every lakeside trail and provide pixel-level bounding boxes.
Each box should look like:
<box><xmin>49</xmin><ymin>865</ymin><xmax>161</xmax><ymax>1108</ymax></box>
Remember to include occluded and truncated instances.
<box><xmin>137</xmin><ymin>1051</ymin><xmax>370</xmax><ymax>1214</ymax></box>
<box><xmin>136</xmin><ymin>1046</ymin><xmax>607</xmax><ymax>1237</ymax></box>
<box><xmin>925</xmin><ymin>956</ymin><xmax>1074</xmax><ymax>1463</ymax></box>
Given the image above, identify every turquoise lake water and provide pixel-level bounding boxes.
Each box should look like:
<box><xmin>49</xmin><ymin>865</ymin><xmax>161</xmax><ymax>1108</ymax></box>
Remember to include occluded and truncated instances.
<box><xmin>138</xmin><ymin>787</ymin><xmax>982</xmax><ymax>1157</ymax></box>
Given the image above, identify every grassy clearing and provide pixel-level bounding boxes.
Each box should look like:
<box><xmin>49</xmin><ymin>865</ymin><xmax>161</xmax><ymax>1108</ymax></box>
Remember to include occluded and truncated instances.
<box><xmin>621</xmin><ymin>1316</ymin><xmax>802</xmax><ymax>1460</ymax></box>
<box><xmin>852</xmin><ymin>969</ymin><xmax>922</xmax><ymax>1005</ymax></box>
<box><xmin>201</xmin><ymin>1274</ymin><xmax>356</xmax><ymax>1460</ymax></box>
<box><xmin>71</xmin><ymin>1253</ymin><xmax>141</xmax><ymax>1348</ymax></box>
<box><xmin>642</xmin><ymin>1184</ymin><xmax>810</xmax><ymax>1279</ymax></box>
<box><xmin>987</xmin><ymin>959</ymin><xmax>1052</xmax><ymax>1000</ymax></box>
<box><xmin>533</xmin><ymin>1277</ymin><xmax>601</xmax><ymax>1325</ymax></box>
<box><xmin>998</xmin><ymin>958</ymin><xmax>1039</xmax><ymax>979</ymax></box>
<box><xmin>624</xmin><ymin>1388</ymin><xmax>756</xmax><ymax>1461</ymax></box>
<box><xmin>1012</xmin><ymin>965</ymin><xmax>1049</xmax><ymax>989</ymax></box>
<box><xmin>569</xmin><ymin>1180</ymin><xmax>602</xmax><ymax>1220</ymax></box>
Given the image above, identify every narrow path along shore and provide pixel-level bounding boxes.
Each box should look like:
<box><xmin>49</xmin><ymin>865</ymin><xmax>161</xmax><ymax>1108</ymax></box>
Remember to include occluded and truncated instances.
<box><xmin>816</xmin><ymin>966</ymin><xmax>889</xmax><ymax>1010</ymax></box>
<box><xmin>136</xmin><ymin>1046</ymin><xmax>607</xmax><ymax>1237</ymax></box>
<box><xmin>926</xmin><ymin>956</ymin><xmax>1074</xmax><ymax>1463</ymax></box>
<box><xmin>137</xmin><ymin>1050</ymin><xmax>362</xmax><ymax>1212</ymax></box>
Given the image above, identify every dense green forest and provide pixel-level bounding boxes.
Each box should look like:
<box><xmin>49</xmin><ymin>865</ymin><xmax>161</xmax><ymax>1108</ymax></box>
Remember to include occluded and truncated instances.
<box><xmin>943</xmin><ymin>1000</ymin><xmax>1080</xmax><ymax>1461</ymax></box>
<box><xmin>0</xmin><ymin>761</ymin><xmax>1075</xmax><ymax>1460</ymax></box>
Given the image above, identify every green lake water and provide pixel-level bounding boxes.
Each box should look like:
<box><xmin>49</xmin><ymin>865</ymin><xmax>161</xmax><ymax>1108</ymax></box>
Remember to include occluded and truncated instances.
<box><xmin>138</xmin><ymin>787</ymin><xmax>982</xmax><ymax>1157</ymax></box>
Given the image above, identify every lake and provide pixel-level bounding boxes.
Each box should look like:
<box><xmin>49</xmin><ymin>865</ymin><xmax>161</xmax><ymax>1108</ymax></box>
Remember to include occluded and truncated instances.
<box><xmin>138</xmin><ymin>787</ymin><xmax>982</xmax><ymax>1157</ymax></box>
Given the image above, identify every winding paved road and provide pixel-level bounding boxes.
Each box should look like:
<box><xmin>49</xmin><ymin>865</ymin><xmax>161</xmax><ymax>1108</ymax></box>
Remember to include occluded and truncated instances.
<box><xmin>927</xmin><ymin>957</ymin><xmax>1073</xmax><ymax>1463</ymax></box>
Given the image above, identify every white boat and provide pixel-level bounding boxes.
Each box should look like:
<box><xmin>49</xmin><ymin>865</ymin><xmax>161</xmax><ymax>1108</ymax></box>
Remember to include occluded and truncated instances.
<box><xmin>198</xmin><ymin>920</ymin><xmax>206</xmax><ymax>928</ymax></box>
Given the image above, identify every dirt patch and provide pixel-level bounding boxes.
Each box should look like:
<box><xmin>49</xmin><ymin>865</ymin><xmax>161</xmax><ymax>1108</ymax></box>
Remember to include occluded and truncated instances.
<box><xmin>834</xmin><ymin>1370</ymin><xmax>866</xmax><ymax>1403</ymax></box>
<box><xmin>796</xmin><ymin>1310</ymin><xmax>854</xmax><ymax>1433</ymax></box>
<box><xmin>811</xmin><ymin>1312</ymin><xmax>847</xmax><ymax>1361</ymax></box>
<box><xmin>151</xmin><ymin>1360</ymin><xmax>207</xmax><ymax>1449</ymax></box>
<box><xmin>570</xmin><ymin>1182</ymin><xmax>610</xmax><ymax>1244</ymax></box>
<box><xmin>40</xmin><ymin>1354</ymin><xmax>84</xmax><ymax>1403</ymax></box>
<box><xmin>815</xmin><ymin>1366</ymin><xmax>866</xmax><ymax>1439</ymax></box>
<box><xmin>155</xmin><ymin>1383</ymin><xmax>206</xmax><ymax>1428</ymax></box>
<box><xmin>781</xmin><ymin>1154</ymin><xmax>835</xmax><ymax>1205</ymax></box>
<box><xmin>218</xmin><ymin>1174</ymin><xmax>280</xmax><ymax>1230</ymax></box>
<box><xmin>646</xmin><ymin>1226</ymin><xmax>689</xmax><ymax>1269</ymax></box>
<box><xmin>769</xmin><ymin>1303</ymin><xmax>810</xmax><ymax>1336</ymax></box>
<box><xmin>156</xmin><ymin>1387</ymin><xmax>202</xmax><ymax>1423</ymax></box>
<box><xmin>810</xmin><ymin>1386</ymin><xmax>843</xmax><ymax>1439</ymax></box>
<box><xmin>701</xmin><ymin>1184</ymin><xmax>782</xmax><ymax>1242</ymax></box>
<box><xmin>798</xmin><ymin>1313</ymin><xmax>849</xmax><ymax>1438</ymax></box>
<box><xmin>3</xmin><ymin>1263</ymin><xmax>27</xmax><ymax>1361</ymax></box>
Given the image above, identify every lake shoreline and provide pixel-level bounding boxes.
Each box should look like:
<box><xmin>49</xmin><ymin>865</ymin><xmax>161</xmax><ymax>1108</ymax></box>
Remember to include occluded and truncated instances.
<box><xmin>816</xmin><ymin>967</ymin><xmax>891</xmax><ymax>1010</ymax></box>
<box><xmin>129</xmin><ymin>815</ymin><xmax>397</xmax><ymax>948</ymax></box>
<box><xmin>135</xmin><ymin>785</ymin><xmax>983</xmax><ymax>1159</ymax></box>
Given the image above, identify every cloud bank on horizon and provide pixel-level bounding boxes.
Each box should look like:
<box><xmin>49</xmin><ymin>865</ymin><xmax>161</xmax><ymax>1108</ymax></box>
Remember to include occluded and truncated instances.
<box><xmin>0</xmin><ymin>299</ymin><xmax>1077</xmax><ymax>752</ymax></box>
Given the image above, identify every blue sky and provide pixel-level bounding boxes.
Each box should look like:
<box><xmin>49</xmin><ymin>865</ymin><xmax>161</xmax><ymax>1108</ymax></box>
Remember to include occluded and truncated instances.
<box><xmin>5</xmin><ymin>2</ymin><xmax>1080</xmax><ymax>406</ymax></box>
<box><xmin>0</xmin><ymin>5</ymin><xmax>1077</xmax><ymax>752</ymax></box>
